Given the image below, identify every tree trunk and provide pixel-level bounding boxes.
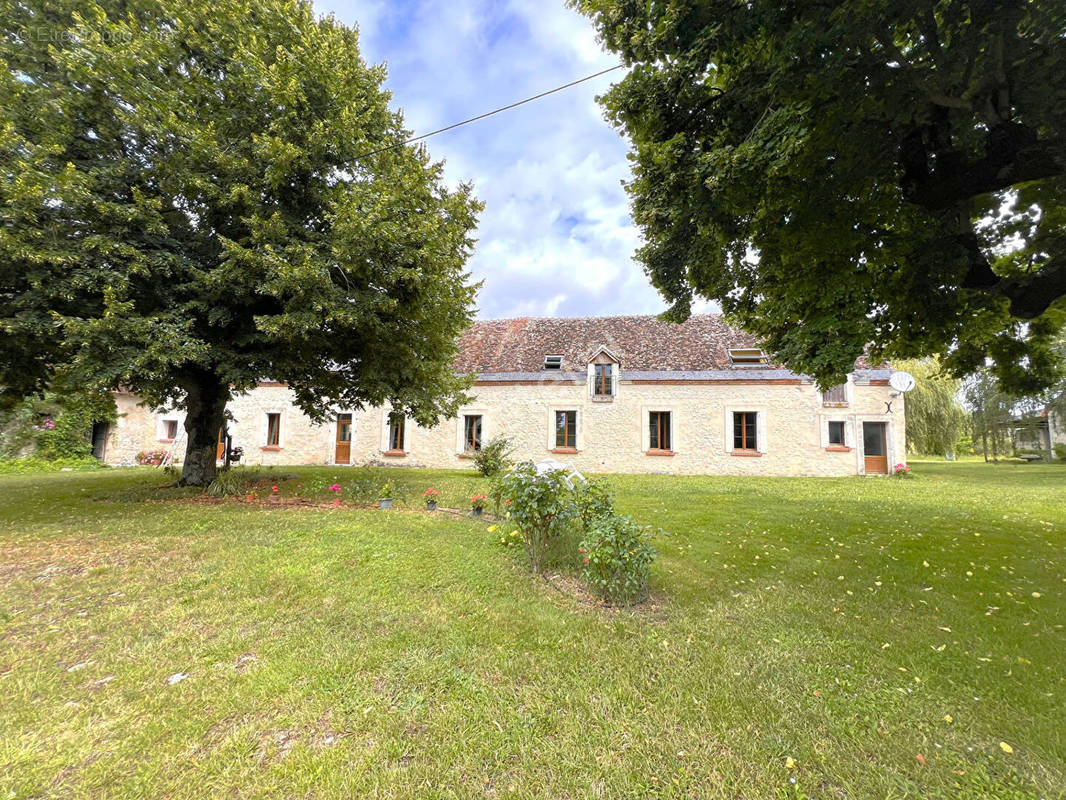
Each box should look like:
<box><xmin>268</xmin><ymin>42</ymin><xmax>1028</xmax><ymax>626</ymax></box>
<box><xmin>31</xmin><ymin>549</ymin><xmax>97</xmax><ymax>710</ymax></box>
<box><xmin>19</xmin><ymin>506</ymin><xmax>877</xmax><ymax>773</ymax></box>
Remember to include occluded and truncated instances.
<box><xmin>178</xmin><ymin>374</ymin><xmax>230</xmax><ymax>487</ymax></box>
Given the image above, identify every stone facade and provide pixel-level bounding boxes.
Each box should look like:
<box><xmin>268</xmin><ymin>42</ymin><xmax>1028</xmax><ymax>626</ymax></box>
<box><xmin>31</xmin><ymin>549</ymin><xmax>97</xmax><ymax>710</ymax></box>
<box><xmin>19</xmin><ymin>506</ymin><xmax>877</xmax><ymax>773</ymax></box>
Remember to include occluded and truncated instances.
<box><xmin>101</xmin><ymin>373</ymin><xmax>905</xmax><ymax>477</ymax></box>
<box><xmin>96</xmin><ymin>315</ymin><xmax>908</xmax><ymax>476</ymax></box>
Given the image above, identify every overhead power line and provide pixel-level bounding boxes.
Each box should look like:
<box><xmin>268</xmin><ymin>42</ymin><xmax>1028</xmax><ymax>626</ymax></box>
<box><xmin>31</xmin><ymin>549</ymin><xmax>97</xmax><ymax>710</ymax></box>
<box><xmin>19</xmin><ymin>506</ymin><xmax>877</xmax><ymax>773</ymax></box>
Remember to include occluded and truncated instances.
<box><xmin>354</xmin><ymin>63</ymin><xmax>624</xmax><ymax>162</ymax></box>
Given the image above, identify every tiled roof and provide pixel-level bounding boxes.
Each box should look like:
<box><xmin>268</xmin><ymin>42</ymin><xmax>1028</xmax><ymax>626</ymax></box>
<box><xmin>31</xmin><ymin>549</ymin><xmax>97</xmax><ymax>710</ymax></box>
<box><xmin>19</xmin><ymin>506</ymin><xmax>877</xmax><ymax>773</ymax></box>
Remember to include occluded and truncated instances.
<box><xmin>455</xmin><ymin>315</ymin><xmax>772</xmax><ymax>373</ymax></box>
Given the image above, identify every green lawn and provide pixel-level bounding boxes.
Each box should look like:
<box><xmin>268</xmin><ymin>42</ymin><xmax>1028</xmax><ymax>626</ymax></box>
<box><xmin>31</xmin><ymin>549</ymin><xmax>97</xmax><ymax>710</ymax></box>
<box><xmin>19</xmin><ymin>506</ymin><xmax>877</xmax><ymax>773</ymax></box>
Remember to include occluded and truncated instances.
<box><xmin>1</xmin><ymin>463</ymin><xmax>1063</xmax><ymax>799</ymax></box>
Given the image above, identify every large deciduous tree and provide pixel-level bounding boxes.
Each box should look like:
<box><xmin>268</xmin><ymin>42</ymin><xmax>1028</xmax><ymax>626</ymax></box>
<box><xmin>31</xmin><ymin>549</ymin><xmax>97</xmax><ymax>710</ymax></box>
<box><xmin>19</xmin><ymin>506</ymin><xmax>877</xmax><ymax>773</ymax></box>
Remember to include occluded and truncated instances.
<box><xmin>0</xmin><ymin>0</ymin><xmax>480</xmax><ymax>485</ymax></box>
<box><xmin>572</xmin><ymin>0</ymin><xmax>1066</xmax><ymax>392</ymax></box>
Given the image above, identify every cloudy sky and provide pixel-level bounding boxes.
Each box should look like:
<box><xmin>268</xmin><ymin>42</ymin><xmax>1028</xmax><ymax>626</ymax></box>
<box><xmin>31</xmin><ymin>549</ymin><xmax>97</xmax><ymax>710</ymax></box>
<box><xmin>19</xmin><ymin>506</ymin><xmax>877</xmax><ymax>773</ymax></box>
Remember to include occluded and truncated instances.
<box><xmin>314</xmin><ymin>0</ymin><xmax>678</xmax><ymax>320</ymax></box>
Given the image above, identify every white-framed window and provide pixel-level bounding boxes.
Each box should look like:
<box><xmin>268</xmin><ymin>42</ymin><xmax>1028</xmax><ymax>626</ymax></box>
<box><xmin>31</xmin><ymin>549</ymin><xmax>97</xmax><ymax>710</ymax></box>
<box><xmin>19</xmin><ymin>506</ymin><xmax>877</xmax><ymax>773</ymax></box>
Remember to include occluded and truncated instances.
<box><xmin>155</xmin><ymin>413</ymin><xmax>182</xmax><ymax>442</ymax></box>
<box><xmin>732</xmin><ymin>411</ymin><xmax>758</xmax><ymax>451</ymax></box>
<box><xmin>161</xmin><ymin>419</ymin><xmax>178</xmax><ymax>441</ymax></box>
<box><xmin>380</xmin><ymin>408</ymin><xmax>413</xmax><ymax>454</ymax></box>
<box><xmin>266</xmin><ymin>413</ymin><xmax>281</xmax><ymax>447</ymax></box>
<box><xmin>463</xmin><ymin>414</ymin><xmax>483</xmax><ymax>452</ymax></box>
<box><xmin>641</xmin><ymin>405</ymin><xmax>680</xmax><ymax>453</ymax></box>
<box><xmin>546</xmin><ymin>406</ymin><xmax>583</xmax><ymax>451</ymax></box>
<box><xmin>587</xmin><ymin>347</ymin><xmax>621</xmax><ymax>400</ymax></box>
<box><xmin>649</xmin><ymin>411</ymin><xmax>672</xmax><ymax>451</ymax></box>
<box><xmin>454</xmin><ymin>407</ymin><xmax>489</xmax><ymax>455</ymax></box>
<box><xmin>820</xmin><ymin>416</ymin><xmax>853</xmax><ymax>449</ymax></box>
<box><xmin>723</xmin><ymin>407</ymin><xmax>767</xmax><ymax>453</ymax></box>
<box><xmin>258</xmin><ymin>410</ymin><xmax>285</xmax><ymax>449</ymax></box>
<box><xmin>388</xmin><ymin>412</ymin><xmax>405</xmax><ymax>452</ymax></box>
<box><xmin>555</xmin><ymin>410</ymin><xmax>577</xmax><ymax>449</ymax></box>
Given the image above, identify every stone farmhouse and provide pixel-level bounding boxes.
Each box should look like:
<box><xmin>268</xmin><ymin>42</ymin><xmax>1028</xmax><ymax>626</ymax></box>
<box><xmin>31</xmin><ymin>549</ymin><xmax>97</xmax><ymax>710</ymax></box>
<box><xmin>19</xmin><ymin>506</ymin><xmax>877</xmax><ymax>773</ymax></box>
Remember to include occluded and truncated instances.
<box><xmin>98</xmin><ymin>315</ymin><xmax>907</xmax><ymax>476</ymax></box>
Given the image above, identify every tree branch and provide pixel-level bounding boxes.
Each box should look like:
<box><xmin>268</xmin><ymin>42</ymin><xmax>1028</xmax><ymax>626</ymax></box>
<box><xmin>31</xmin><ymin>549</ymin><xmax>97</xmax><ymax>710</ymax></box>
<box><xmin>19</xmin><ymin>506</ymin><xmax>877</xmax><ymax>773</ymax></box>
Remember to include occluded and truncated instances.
<box><xmin>907</xmin><ymin>129</ymin><xmax>1064</xmax><ymax>210</ymax></box>
<box><xmin>961</xmin><ymin>234</ymin><xmax>1066</xmax><ymax>318</ymax></box>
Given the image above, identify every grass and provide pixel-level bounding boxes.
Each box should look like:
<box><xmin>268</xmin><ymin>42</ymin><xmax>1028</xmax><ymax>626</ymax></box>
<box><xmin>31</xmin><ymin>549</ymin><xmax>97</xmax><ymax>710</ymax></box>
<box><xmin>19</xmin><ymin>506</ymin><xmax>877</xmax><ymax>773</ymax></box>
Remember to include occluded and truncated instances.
<box><xmin>0</xmin><ymin>462</ymin><xmax>1063</xmax><ymax>799</ymax></box>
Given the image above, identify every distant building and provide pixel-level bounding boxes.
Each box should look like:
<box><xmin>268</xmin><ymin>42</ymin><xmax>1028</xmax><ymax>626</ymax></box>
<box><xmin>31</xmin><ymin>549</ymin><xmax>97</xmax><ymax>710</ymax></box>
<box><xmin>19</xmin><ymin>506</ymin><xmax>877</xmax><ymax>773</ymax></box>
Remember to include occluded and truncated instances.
<box><xmin>99</xmin><ymin>315</ymin><xmax>907</xmax><ymax>476</ymax></box>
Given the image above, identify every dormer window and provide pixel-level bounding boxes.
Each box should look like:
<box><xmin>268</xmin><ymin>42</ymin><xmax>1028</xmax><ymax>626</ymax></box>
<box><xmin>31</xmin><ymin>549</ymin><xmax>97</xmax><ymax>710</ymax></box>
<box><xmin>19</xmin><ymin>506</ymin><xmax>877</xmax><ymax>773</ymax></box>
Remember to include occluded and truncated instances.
<box><xmin>594</xmin><ymin>363</ymin><xmax>613</xmax><ymax>396</ymax></box>
<box><xmin>728</xmin><ymin>348</ymin><xmax>769</xmax><ymax>366</ymax></box>
<box><xmin>543</xmin><ymin>354</ymin><xmax>563</xmax><ymax>370</ymax></box>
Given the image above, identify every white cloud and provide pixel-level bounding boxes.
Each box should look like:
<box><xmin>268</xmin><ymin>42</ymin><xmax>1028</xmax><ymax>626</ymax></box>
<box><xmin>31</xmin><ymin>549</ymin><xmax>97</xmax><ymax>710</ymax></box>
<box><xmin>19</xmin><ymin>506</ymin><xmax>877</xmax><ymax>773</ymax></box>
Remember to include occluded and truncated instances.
<box><xmin>317</xmin><ymin>0</ymin><xmax>672</xmax><ymax>319</ymax></box>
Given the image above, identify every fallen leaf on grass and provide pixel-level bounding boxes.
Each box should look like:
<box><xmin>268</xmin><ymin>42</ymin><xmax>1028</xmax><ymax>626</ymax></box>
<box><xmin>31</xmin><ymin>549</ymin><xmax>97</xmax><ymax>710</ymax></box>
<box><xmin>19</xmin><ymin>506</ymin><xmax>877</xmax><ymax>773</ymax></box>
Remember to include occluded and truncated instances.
<box><xmin>916</xmin><ymin>753</ymin><xmax>926</xmax><ymax>766</ymax></box>
<box><xmin>999</xmin><ymin>742</ymin><xmax>1014</xmax><ymax>754</ymax></box>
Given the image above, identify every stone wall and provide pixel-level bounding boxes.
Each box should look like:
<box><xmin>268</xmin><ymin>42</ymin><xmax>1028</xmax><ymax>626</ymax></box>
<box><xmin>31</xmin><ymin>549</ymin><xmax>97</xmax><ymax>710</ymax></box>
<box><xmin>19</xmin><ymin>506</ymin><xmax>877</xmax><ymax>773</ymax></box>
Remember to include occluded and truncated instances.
<box><xmin>104</xmin><ymin>378</ymin><xmax>906</xmax><ymax>476</ymax></box>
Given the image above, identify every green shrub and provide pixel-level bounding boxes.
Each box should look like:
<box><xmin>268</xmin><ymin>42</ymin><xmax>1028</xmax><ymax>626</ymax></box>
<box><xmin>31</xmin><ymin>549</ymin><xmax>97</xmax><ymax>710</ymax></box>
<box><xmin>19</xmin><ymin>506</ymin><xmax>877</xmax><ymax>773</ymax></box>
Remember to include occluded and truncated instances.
<box><xmin>573</xmin><ymin>478</ymin><xmax>614</xmax><ymax>533</ymax></box>
<box><xmin>0</xmin><ymin>386</ymin><xmax>116</xmax><ymax>461</ymax></box>
<box><xmin>0</xmin><ymin>456</ymin><xmax>103</xmax><ymax>475</ymax></box>
<box><xmin>1055</xmin><ymin>444</ymin><xmax>1066</xmax><ymax>461</ymax></box>
<box><xmin>473</xmin><ymin>435</ymin><xmax>514</xmax><ymax>477</ymax></box>
<box><xmin>579</xmin><ymin>514</ymin><xmax>657</xmax><ymax>606</ymax></box>
<box><xmin>494</xmin><ymin>461</ymin><xmax>577</xmax><ymax>573</ymax></box>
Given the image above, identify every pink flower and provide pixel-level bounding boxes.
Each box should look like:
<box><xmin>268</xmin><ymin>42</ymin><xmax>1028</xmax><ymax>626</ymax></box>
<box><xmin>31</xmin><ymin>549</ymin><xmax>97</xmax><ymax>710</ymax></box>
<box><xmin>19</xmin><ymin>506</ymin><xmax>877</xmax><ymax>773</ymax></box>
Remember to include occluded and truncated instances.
<box><xmin>271</xmin><ymin>485</ymin><xmax>278</xmax><ymax>493</ymax></box>
<box><xmin>329</xmin><ymin>483</ymin><xmax>341</xmax><ymax>493</ymax></box>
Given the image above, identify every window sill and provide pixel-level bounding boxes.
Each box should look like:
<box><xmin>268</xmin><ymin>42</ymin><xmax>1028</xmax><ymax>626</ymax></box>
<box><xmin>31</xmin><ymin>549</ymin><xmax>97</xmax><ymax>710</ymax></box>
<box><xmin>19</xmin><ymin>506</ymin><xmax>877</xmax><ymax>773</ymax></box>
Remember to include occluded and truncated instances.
<box><xmin>730</xmin><ymin>450</ymin><xmax>762</xmax><ymax>457</ymax></box>
<box><xmin>591</xmin><ymin>395</ymin><xmax>614</xmax><ymax>403</ymax></box>
<box><xmin>159</xmin><ymin>438</ymin><xmax>175</xmax><ymax>444</ymax></box>
<box><xmin>825</xmin><ymin>445</ymin><xmax>851</xmax><ymax>452</ymax></box>
<box><xmin>382</xmin><ymin>449</ymin><xmax>407</xmax><ymax>457</ymax></box>
<box><xmin>822</xmin><ymin>402</ymin><xmax>849</xmax><ymax>408</ymax></box>
<box><xmin>645</xmin><ymin>449</ymin><xmax>675</xmax><ymax>457</ymax></box>
<box><xmin>551</xmin><ymin>447</ymin><xmax>579</xmax><ymax>454</ymax></box>
<box><xmin>261</xmin><ymin>445</ymin><xmax>282</xmax><ymax>451</ymax></box>
<box><xmin>458</xmin><ymin>452</ymin><xmax>478</xmax><ymax>459</ymax></box>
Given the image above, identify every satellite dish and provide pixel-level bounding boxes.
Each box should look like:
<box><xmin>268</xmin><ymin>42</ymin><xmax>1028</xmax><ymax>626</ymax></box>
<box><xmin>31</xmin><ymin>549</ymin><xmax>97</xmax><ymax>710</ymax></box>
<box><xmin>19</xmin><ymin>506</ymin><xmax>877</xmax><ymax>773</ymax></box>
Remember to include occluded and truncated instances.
<box><xmin>889</xmin><ymin>371</ymin><xmax>916</xmax><ymax>393</ymax></box>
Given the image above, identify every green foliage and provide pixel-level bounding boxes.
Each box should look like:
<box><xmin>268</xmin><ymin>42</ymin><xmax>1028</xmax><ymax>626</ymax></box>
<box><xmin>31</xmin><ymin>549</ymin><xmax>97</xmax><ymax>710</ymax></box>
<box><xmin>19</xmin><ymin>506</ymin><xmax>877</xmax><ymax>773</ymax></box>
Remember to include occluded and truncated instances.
<box><xmin>379</xmin><ymin>480</ymin><xmax>394</xmax><ymax>500</ymax></box>
<box><xmin>472</xmin><ymin>436</ymin><xmax>514</xmax><ymax>477</ymax></box>
<box><xmin>573</xmin><ymin>0</ymin><xmax>1066</xmax><ymax>393</ymax></box>
<box><xmin>895</xmin><ymin>358</ymin><xmax>968</xmax><ymax>456</ymax></box>
<box><xmin>205</xmin><ymin>468</ymin><xmax>250</xmax><ymax>497</ymax></box>
<box><xmin>1054</xmin><ymin>444</ymin><xmax>1066</xmax><ymax>461</ymax></box>
<box><xmin>0</xmin><ymin>456</ymin><xmax>103</xmax><ymax>475</ymax></box>
<box><xmin>579</xmin><ymin>514</ymin><xmax>656</xmax><ymax>606</ymax></box>
<box><xmin>493</xmin><ymin>462</ymin><xmax>578</xmax><ymax>573</ymax></box>
<box><xmin>0</xmin><ymin>387</ymin><xmax>115</xmax><ymax>461</ymax></box>
<box><xmin>0</xmin><ymin>0</ymin><xmax>481</xmax><ymax>485</ymax></box>
<box><xmin>572</xmin><ymin>478</ymin><xmax>614</xmax><ymax>533</ymax></box>
<box><xmin>964</xmin><ymin>371</ymin><xmax>1018</xmax><ymax>461</ymax></box>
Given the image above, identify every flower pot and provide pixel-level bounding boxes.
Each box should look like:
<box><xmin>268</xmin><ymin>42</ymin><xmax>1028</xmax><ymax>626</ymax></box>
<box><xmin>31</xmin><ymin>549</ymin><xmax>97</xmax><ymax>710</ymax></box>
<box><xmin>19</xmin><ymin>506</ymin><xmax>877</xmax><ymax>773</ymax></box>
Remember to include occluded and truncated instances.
<box><xmin>379</xmin><ymin>498</ymin><xmax>393</xmax><ymax>510</ymax></box>
<box><xmin>426</xmin><ymin>500</ymin><xmax>437</xmax><ymax>511</ymax></box>
<box><xmin>331</xmin><ymin>497</ymin><xmax>341</xmax><ymax>508</ymax></box>
<box><xmin>471</xmin><ymin>507</ymin><xmax>483</xmax><ymax>517</ymax></box>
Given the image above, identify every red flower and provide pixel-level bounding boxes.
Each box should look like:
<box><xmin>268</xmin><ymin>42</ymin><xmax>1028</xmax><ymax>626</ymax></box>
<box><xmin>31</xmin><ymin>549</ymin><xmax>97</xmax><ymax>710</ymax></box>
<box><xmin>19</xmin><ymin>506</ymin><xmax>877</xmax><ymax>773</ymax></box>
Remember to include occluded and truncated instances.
<box><xmin>271</xmin><ymin>485</ymin><xmax>278</xmax><ymax>493</ymax></box>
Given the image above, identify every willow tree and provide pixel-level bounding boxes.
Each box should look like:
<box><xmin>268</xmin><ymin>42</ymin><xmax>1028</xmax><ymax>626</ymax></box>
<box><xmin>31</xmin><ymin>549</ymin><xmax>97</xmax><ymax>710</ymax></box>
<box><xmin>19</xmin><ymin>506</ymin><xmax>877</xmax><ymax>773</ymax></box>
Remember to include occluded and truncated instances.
<box><xmin>0</xmin><ymin>0</ymin><xmax>480</xmax><ymax>485</ymax></box>
<box><xmin>894</xmin><ymin>359</ymin><xmax>966</xmax><ymax>457</ymax></box>
<box><xmin>573</xmin><ymin>0</ymin><xmax>1066</xmax><ymax>393</ymax></box>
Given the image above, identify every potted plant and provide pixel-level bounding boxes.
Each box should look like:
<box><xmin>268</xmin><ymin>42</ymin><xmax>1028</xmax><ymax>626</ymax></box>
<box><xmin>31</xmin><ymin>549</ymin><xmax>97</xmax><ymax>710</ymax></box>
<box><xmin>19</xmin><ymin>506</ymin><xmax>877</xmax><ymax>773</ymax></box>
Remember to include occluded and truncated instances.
<box><xmin>329</xmin><ymin>483</ymin><xmax>342</xmax><ymax>508</ymax></box>
<box><xmin>471</xmin><ymin>493</ymin><xmax>488</xmax><ymax>517</ymax></box>
<box><xmin>424</xmin><ymin>488</ymin><xmax>440</xmax><ymax>511</ymax></box>
<box><xmin>378</xmin><ymin>481</ymin><xmax>394</xmax><ymax>509</ymax></box>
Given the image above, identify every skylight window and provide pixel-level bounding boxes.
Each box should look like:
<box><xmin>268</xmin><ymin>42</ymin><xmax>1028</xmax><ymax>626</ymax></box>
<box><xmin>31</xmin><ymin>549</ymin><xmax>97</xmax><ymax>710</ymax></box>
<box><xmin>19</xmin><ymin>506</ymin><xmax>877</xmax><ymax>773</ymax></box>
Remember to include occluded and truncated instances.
<box><xmin>728</xmin><ymin>348</ymin><xmax>769</xmax><ymax>366</ymax></box>
<box><xmin>543</xmin><ymin>355</ymin><xmax>563</xmax><ymax>370</ymax></box>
